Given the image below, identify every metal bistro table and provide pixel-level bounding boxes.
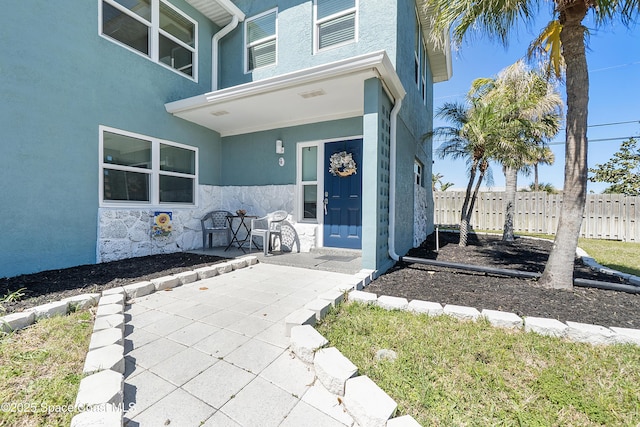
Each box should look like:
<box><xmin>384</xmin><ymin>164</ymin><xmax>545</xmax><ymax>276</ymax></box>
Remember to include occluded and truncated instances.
<box><xmin>225</xmin><ymin>214</ymin><xmax>258</xmax><ymax>253</ymax></box>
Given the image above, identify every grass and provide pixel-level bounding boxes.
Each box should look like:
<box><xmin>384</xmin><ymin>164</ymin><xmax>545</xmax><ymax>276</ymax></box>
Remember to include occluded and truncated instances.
<box><xmin>576</xmin><ymin>239</ymin><xmax>640</xmax><ymax>276</ymax></box>
<box><xmin>0</xmin><ymin>288</ymin><xmax>26</xmax><ymax>316</ymax></box>
<box><xmin>467</xmin><ymin>228</ymin><xmax>640</xmax><ymax>277</ymax></box>
<box><xmin>317</xmin><ymin>303</ymin><xmax>640</xmax><ymax>426</ymax></box>
<box><xmin>0</xmin><ymin>310</ymin><xmax>94</xmax><ymax>427</ymax></box>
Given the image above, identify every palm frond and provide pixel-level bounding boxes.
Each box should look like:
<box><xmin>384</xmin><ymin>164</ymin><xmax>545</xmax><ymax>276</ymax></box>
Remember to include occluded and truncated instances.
<box><xmin>527</xmin><ymin>19</ymin><xmax>564</xmax><ymax>79</ymax></box>
<box><xmin>423</xmin><ymin>0</ymin><xmax>537</xmax><ymax>49</ymax></box>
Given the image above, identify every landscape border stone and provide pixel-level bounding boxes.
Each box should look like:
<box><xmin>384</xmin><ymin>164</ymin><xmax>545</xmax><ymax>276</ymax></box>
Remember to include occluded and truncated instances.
<box><xmin>0</xmin><ymin>256</ymin><xmax>259</xmax><ymax>427</ymax></box>
<box><xmin>3</xmin><ymin>252</ymin><xmax>638</xmax><ymax>427</ymax></box>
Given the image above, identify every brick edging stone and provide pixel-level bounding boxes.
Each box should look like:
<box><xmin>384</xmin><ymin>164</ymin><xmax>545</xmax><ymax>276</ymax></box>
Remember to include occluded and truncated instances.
<box><xmin>69</xmin><ymin>254</ymin><xmax>259</xmax><ymax>426</ymax></box>
<box><xmin>0</xmin><ymin>255</ymin><xmax>256</xmax><ymax>427</ymax></box>
<box><xmin>287</xmin><ymin>272</ymin><xmax>639</xmax><ymax>427</ymax></box>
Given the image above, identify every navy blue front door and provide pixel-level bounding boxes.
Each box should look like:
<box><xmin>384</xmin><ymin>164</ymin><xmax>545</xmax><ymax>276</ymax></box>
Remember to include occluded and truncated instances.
<box><xmin>323</xmin><ymin>139</ymin><xmax>363</xmax><ymax>249</ymax></box>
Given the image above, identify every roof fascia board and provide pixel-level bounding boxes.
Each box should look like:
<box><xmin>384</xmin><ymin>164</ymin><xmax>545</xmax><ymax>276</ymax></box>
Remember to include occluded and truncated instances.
<box><xmin>166</xmin><ymin>50</ymin><xmax>405</xmax><ymax>114</ymax></box>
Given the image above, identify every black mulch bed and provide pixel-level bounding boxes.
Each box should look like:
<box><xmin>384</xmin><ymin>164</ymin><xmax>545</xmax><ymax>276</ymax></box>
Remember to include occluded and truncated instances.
<box><xmin>2</xmin><ymin>233</ymin><xmax>639</xmax><ymax>329</ymax></box>
<box><xmin>1</xmin><ymin>253</ymin><xmax>226</xmax><ymax>314</ymax></box>
<box><xmin>367</xmin><ymin>232</ymin><xmax>640</xmax><ymax>329</ymax></box>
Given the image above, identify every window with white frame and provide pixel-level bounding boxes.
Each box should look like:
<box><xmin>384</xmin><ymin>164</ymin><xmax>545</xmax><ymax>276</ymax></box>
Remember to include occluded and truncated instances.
<box><xmin>245</xmin><ymin>9</ymin><xmax>277</xmax><ymax>72</ymax></box>
<box><xmin>414</xmin><ymin>13</ymin><xmax>420</xmax><ymax>87</ymax></box>
<box><xmin>415</xmin><ymin>9</ymin><xmax>428</xmax><ymax>103</ymax></box>
<box><xmin>414</xmin><ymin>159</ymin><xmax>423</xmax><ymax>186</ymax></box>
<box><xmin>421</xmin><ymin>41</ymin><xmax>427</xmax><ymax>102</ymax></box>
<box><xmin>100</xmin><ymin>0</ymin><xmax>197</xmax><ymax>78</ymax></box>
<box><xmin>298</xmin><ymin>143</ymin><xmax>320</xmax><ymax>221</ymax></box>
<box><xmin>100</xmin><ymin>127</ymin><xmax>197</xmax><ymax>205</ymax></box>
<box><xmin>314</xmin><ymin>0</ymin><xmax>357</xmax><ymax>51</ymax></box>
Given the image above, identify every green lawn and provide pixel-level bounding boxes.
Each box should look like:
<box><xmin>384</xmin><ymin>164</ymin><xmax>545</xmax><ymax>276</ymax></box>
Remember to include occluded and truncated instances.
<box><xmin>576</xmin><ymin>238</ymin><xmax>640</xmax><ymax>276</ymax></box>
<box><xmin>317</xmin><ymin>303</ymin><xmax>640</xmax><ymax>426</ymax></box>
<box><xmin>0</xmin><ymin>310</ymin><xmax>93</xmax><ymax>426</ymax></box>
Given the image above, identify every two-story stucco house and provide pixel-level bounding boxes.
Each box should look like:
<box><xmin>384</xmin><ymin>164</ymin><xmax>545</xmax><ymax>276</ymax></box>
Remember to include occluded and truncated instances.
<box><xmin>0</xmin><ymin>0</ymin><xmax>451</xmax><ymax>279</ymax></box>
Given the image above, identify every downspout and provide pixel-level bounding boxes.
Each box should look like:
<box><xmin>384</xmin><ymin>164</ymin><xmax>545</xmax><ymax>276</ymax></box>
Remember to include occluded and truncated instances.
<box><xmin>388</xmin><ymin>98</ymin><xmax>403</xmax><ymax>262</ymax></box>
<box><xmin>212</xmin><ymin>14</ymin><xmax>241</xmax><ymax>91</ymax></box>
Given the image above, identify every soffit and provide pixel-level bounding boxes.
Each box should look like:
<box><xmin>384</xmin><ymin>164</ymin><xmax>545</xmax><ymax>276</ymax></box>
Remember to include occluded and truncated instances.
<box><xmin>185</xmin><ymin>0</ymin><xmax>244</xmax><ymax>26</ymax></box>
<box><xmin>417</xmin><ymin>5</ymin><xmax>453</xmax><ymax>83</ymax></box>
<box><xmin>165</xmin><ymin>51</ymin><xmax>405</xmax><ymax>137</ymax></box>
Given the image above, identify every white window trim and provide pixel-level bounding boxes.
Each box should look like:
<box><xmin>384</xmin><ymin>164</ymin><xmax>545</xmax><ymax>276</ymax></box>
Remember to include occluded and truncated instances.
<box><xmin>414</xmin><ymin>9</ymin><xmax>421</xmax><ymax>88</ymax></box>
<box><xmin>244</xmin><ymin>8</ymin><xmax>278</xmax><ymax>73</ymax></box>
<box><xmin>414</xmin><ymin>8</ymin><xmax>428</xmax><ymax>104</ymax></box>
<box><xmin>99</xmin><ymin>125</ymin><xmax>199</xmax><ymax>208</ymax></box>
<box><xmin>98</xmin><ymin>0</ymin><xmax>198</xmax><ymax>81</ymax></box>
<box><xmin>313</xmin><ymin>0</ymin><xmax>358</xmax><ymax>54</ymax></box>
<box><xmin>421</xmin><ymin>40</ymin><xmax>427</xmax><ymax>104</ymax></box>
<box><xmin>295</xmin><ymin>134</ymin><xmax>363</xmax><ymax>225</ymax></box>
<box><xmin>296</xmin><ymin>141</ymin><xmax>324</xmax><ymax>224</ymax></box>
<box><xmin>414</xmin><ymin>158</ymin><xmax>424</xmax><ymax>187</ymax></box>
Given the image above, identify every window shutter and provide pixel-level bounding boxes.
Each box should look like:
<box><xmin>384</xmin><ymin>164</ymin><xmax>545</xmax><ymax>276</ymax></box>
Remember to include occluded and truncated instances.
<box><xmin>318</xmin><ymin>12</ymin><xmax>355</xmax><ymax>49</ymax></box>
<box><xmin>317</xmin><ymin>0</ymin><xmax>355</xmax><ymax>20</ymax></box>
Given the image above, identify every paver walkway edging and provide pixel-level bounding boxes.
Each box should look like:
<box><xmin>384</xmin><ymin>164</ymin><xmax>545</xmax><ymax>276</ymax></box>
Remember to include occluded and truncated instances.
<box><xmin>286</xmin><ymin>275</ymin><xmax>421</xmax><ymax>427</ymax></box>
<box><xmin>70</xmin><ymin>255</ymin><xmax>259</xmax><ymax>427</ymax></box>
<box><xmin>290</xmin><ymin>287</ymin><xmax>640</xmax><ymax>426</ymax></box>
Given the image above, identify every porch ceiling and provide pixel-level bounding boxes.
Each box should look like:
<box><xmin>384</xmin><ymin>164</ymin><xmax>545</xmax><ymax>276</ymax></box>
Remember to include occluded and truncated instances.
<box><xmin>165</xmin><ymin>51</ymin><xmax>405</xmax><ymax>137</ymax></box>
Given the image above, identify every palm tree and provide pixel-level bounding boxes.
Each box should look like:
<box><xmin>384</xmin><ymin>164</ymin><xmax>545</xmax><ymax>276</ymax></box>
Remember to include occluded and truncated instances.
<box><xmin>432</xmin><ymin>98</ymin><xmax>497</xmax><ymax>246</ymax></box>
<box><xmin>528</xmin><ymin>182</ymin><xmax>558</xmax><ymax>193</ymax></box>
<box><xmin>532</xmin><ymin>146</ymin><xmax>556</xmax><ymax>191</ymax></box>
<box><xmin>432</xmin><ymin>173</ymin><xmax>455</xmax><ymax>191</ymax></box>
<box><xmin>471</xmin><ymin>61</ymin><xmax>562</xmax><ymax>242</ymax></box>
<box><xmin>432</xmin><ymin>173</ymin><xmax>444</xmax><ymax>191</ymax></box>
<box><xmin>422</xmin><ymin>0</ymin><xmax>640</xmax><ymax>289</ymax></box>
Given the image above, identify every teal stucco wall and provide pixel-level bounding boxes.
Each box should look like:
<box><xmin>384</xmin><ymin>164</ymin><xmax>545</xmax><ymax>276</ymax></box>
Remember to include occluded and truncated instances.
<box><xmin>0</xmin><ymin>0</ymin><xmax>223</xmax><ymax>278</ymax></box>
<box><xmin>220</xmin><ymin>118</ymin><xmax>362</xmax><ymax>186</ymax></box>
<box><xmin>219</xmin><ymin>0</ymin><xmax>398</xmax><ymax>88</ymax></box>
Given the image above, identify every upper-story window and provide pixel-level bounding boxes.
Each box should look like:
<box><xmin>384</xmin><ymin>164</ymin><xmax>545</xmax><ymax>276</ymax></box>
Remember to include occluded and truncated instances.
<box><xmin>314</xmin><ymin>0</ymin><xmax>357</xmax><ymax>52</ymax></box>
<box><xmin>414</xmin><ymin>14</ymin><xmax>420</xmax><ymax>87</ymax></box>
<box><xmin>100</xmin><ymin>126</ymin><xmax>198</xmax><ymax>206</ymax></box>
<box><xmin>245</xmin><ymin>9</ymin><xmax>277</xmax><ymax>72</ymax></box>
<box><xmin>100</xmin><ymin>0</ymin><xmax>197</xmax><ymax>79</ymax></box>
<box><xmin>414</xmin><ymin>9</ymin><xmax>427</xmax><ymax>104</ymax></box>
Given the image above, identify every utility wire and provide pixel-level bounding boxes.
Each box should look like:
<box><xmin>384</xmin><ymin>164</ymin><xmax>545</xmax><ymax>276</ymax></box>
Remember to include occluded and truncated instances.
<box><xmin>559</xmin><ymin>120</ymin><xmax>640</xmax><ymax>130</ymax></box>
<box><xmin>548</xmin><ymin>136</ymin><xmax>637</xmax><ymax>145</ymax></box>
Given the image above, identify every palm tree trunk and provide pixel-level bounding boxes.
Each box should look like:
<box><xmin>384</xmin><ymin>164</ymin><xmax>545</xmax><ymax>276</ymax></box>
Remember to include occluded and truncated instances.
<box><xmin>502</xmin><ymin>166</ymin><xmax>517</xmax><ymax>242</ymax></box>
<box><xmin>539</xmin><ymin>5</ymin><xmax>589</xmax><ymax>290</ymax></box>
<box><xmin>534</xmin><ymin>163</ymin><xmax>539</xmax><ymax>192</ymax></box>
<box><xmin>467</xmin><ymin>160</ymin><xmax>488</xmax><ymax>224</ymax></box>
<box><xmin>459</xmin><ymin>159</ymin><xmax>479</xmax><ymax>247</ymax></box>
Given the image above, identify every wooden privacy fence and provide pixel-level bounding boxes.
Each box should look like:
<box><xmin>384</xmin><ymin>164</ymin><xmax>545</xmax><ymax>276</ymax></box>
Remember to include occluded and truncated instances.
<box><xmin>433</xmin><ymin>192</ymin><xmax>640</xmax><ymax>242</ymax></box>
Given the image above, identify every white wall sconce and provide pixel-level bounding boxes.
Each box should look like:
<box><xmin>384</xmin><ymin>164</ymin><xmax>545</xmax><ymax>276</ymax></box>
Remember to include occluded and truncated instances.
<box><xmin>276</xmin><ymin>139</ymin><xmax>284</xmax><ymax>154</ymax></box>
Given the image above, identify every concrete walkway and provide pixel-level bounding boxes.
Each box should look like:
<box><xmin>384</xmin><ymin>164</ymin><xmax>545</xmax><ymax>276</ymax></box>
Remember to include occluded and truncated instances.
<box><xmin>190</xmin><ymin>246</ymin><xmax>364</xmax><ymax>276</ymax></box>
<box><xmin>123</xmin><ymin>263</ymin><xmax>361</xmax><ymax>426</ymax></box>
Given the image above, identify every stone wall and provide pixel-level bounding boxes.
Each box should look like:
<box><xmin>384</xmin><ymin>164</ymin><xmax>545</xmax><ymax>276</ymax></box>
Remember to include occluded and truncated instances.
<box><xmin>96</xmin><ymin>184</ymin><xmax>321</xmax><ymax>262</ymax></box>
<box><xmin>414</xmin><ymin>184</ymin><xmax>429</xmax><ymax>247</ymax></box>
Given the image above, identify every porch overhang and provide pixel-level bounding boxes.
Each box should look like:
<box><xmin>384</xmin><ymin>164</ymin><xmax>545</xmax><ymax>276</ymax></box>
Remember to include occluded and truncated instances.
<box><xmin>165</xmin><ymin>51</ymin><xmax>406</xmax><ymax>137</ymax></box>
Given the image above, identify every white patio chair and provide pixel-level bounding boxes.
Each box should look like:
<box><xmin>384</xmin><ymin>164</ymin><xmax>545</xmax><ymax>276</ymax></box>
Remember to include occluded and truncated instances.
<box><xmin>249</xmin><ymin>210</ymin><xmax>288</xmax><ymax>255</ymax></box>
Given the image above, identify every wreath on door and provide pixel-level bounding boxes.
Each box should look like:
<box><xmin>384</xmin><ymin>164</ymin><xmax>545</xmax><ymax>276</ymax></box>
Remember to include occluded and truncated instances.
<box><xmin>329</xmin><ymin>151</ymin><xmax>357</xmax><ymax>177</ymax></box>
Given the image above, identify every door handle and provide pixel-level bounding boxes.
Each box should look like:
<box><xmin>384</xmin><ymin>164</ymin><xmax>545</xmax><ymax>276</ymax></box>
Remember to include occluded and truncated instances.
<box><xmin>323</xmin><ymin>192</ymin><xmax>329</xmax><ymax>215</ymax></box>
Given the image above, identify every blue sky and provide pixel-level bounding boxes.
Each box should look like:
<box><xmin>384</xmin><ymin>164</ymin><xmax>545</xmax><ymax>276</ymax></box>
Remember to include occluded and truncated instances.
<box><xmin>432</xmin><ymin>12</ymin><xmax>640</xmax><ymax>193</ymax></box>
